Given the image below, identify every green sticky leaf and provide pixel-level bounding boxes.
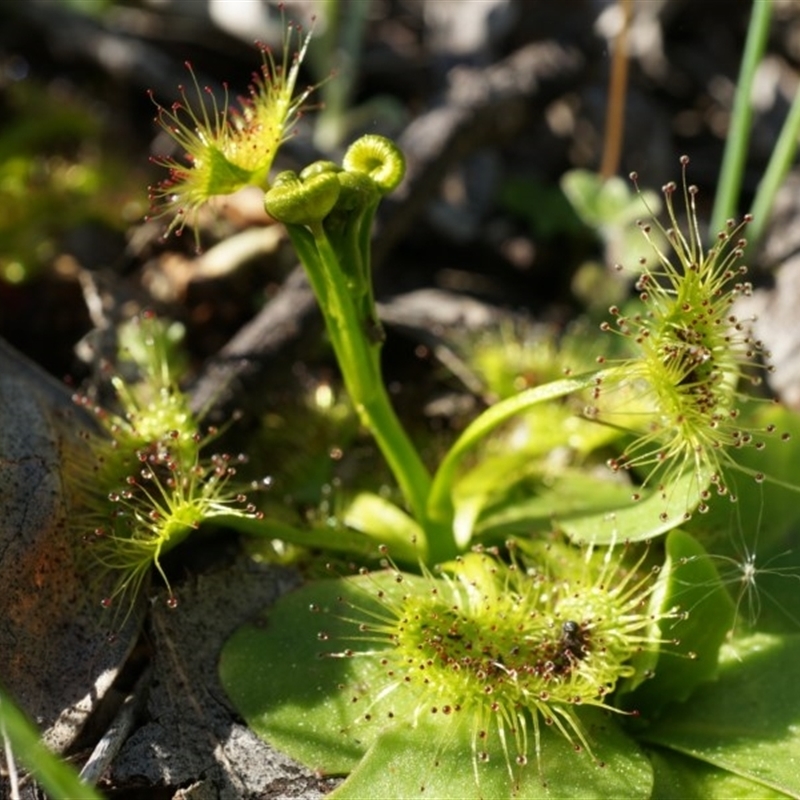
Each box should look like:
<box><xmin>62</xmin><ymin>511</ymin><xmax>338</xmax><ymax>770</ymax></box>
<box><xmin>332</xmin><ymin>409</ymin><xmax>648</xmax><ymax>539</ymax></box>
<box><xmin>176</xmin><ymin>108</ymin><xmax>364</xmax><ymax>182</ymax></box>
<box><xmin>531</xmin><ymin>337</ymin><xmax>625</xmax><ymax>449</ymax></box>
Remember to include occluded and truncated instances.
<box><xmin>220</xmin><ymin>570</ymin><xmax>654</xmax><ymax>798</ymax></box>
<box><xmin>558</xmin><ymin>468</ymin><xmax>713</xmax><ymax>545</ymax></box>
<box><xmin>331</xmin><ymin>708</ymin><xmax>653</xmax><ymax>800</ymax></box>
<box><xmin>220</xmin><ymin>575</ymin><xmax>405</xmax><ymax>776</ymax></box>
<box><xmin>641</xmin><ymin>633</ymin><xmax>800</xmax><ymax>798</ymax></box>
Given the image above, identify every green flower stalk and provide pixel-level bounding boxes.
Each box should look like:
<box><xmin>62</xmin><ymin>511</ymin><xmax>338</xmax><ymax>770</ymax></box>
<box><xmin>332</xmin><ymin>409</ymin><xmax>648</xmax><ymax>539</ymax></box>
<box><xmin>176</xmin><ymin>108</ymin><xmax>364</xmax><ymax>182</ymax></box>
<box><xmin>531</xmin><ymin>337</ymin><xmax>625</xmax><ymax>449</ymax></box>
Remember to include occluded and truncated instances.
<box><xmin>264</xmin><ymin>136</ymin><xmax>447</xmax><ymax>557</ymax></box>
<box><xmin>323</xmin><ymin>541</ymin><xmax>679</xmax><ymax>787</ymax></box>
<box><xmin>150</xmin><ymin>30</ymin><xmax>792</xmax><ymax>563</ymax></box>
<box><xmin>589</xmin><ymin>156</ymin><xmax>782</xmax><ymax>505</ymax></box>
<box><xmin>147</xmin><ymin>22</ymin><xmax>442</xmax><ymax>556</ymax></box>
<box><xmin>148</xmin><ymin>22</ymin><xmax>316</xmax><ymax>242</ymax></box>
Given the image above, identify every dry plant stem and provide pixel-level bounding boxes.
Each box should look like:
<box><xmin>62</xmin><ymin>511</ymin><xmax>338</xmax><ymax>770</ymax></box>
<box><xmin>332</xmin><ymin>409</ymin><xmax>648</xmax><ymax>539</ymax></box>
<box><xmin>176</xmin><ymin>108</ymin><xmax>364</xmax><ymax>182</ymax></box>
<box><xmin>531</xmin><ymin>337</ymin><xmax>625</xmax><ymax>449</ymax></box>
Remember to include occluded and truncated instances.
<box><xmin>377</xmin><ymin>40</ymin><xmax>585</xmax><ymax>266</ymax></box>
<box><xmin>187</xmin><ymin>265</ymin><xmax>317</xmax><ymax>417</ymax></box>
<box><xmin>599</xmin><ymin>0</ymin><xmax>631</xmax><ymax>180</ymax></box>
<box><xmin>79</xmin><ymin>666</ymin><xmax>152</xmax><ymax>785</ymax></box>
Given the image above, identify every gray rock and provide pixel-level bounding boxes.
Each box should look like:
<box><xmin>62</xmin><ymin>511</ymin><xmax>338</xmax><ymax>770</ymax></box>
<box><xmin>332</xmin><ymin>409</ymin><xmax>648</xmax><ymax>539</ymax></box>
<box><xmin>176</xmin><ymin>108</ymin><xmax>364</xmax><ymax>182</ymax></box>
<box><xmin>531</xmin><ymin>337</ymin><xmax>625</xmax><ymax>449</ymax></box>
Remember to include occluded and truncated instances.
<box><xmin>111</xmin><ymin>555</ymin><xmax>339</xmax><ymax>798</ymax></box>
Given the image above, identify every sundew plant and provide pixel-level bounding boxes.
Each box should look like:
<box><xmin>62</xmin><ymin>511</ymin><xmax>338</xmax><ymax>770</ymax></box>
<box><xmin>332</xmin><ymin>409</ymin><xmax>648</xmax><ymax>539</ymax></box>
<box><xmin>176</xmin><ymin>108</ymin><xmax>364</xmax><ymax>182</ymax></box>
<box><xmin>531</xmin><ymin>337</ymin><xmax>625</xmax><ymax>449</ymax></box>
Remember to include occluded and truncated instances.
<box><xmin>18</xmin><ymin>11</ymin><xmax>799</xmax><ymax>800</ymax></box>
<box><xmin>68</xmin><ymin>313</ymin><xmax>262</xmax><ymax>624</ymax></box>
<box><xmin>215</xmin><ymin>147</ymin><xmax>800</xmax><ymax>795</ymax></box>
<box><xmin>147</xmin><ymin>24</ymin><xmax>800</xmax><ymax>798</ymax></box>
<box><xmin>146</xmin><ymin>19</ymin><xmax>800</xmax><ymax>800</ymax></box>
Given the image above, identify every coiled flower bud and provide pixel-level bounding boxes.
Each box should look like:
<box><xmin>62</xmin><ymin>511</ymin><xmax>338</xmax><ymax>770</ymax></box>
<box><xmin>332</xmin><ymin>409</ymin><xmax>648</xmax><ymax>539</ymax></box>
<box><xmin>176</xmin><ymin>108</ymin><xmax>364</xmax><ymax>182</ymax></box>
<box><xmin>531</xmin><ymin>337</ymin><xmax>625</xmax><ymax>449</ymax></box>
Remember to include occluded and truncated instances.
<box><xmin>342</xmin><ymin>134</ymin><xmax>406</xmax><ymax>194</ymax></box>
<box><xmin>264</xmin><ymin>169</ymin><xmax>341</xmax><ymax>226</ymax></box>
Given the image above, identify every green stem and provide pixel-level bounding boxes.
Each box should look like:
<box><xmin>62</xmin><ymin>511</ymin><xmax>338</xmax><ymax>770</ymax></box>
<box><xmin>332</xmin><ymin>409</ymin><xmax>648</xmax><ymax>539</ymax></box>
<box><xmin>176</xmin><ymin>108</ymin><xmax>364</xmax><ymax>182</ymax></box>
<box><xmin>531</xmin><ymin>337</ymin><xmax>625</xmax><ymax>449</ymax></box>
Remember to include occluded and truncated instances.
<box><xmin>747</xmin><ymin>82</ymin><xmax>800</xmax><ymax>250</ymax></box>
<box><xmin>286</xmin><ymin>222</ymin><xmax>435</xmax><ymax>538</ymax></box>
<box><xmin>311</xmin><ymin>0</ymin><xmax>370</xmax><ymax>150</ymax></box>
<box><xmin>710</xmin><ymin>0</ymin><xmax>772</xmax><ymax>235</ymax></box>
<box><xmin>427</xmin><ymin>372</ymin><xmax>600</xmax><ymax>525</ymax></box>
<box><xmin>218</xmin><ymin>513</ymin><xmax>404</xmax><ymax>561</ymax></box>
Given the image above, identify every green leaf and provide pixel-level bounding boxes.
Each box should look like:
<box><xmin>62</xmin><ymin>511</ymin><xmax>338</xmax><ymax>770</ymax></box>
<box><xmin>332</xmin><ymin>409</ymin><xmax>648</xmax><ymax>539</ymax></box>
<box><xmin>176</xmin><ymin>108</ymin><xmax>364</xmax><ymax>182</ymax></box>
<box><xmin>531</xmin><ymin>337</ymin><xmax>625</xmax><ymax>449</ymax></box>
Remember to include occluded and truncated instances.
<box><xmin>624</xmin><ymin>529</ymin><xmax>735</xmax><ymax>715</ymax></box>
<box><xmin>558</xmin><ymin>468</ymin><xmax>713</xmax><ymax>545</ymax></box>
<box><xmin>472</xmin><ymin>471</ymin><xmax>630</xmax><ymax>545</ymax></box>
<box><xmin>648</xmin><ymin>747</ymin><xmax>790</xmax><ymax>799</ymax></box>
<box><xmin>500</xmin><ymin>177</ymin><xmax>585</xmax><ymax>240</ymax></box>
<box><xmin>0</xmin><ymin>687</ymin><xmax>104</xmax><ymax>800</ymax></box>
<box><xmin>713</xmin><ymin>402</ymin><xmax>800</xmax><ymax>549</ymax></box>
<box><xmin>560</xmin><ymin>170</ymin><xmax>660</xmax><ymax>230</ymax></box>
<box><xmin>220</xmin><ymin>575</ymin><xmax>402</xmax><ymax>775</ymax></box>
<box><xmin>341</xmin><ymin>492</ymin><xmax>425</xmax><ymax>563</ymax></box>
<box><xmin>427</xmin><ymin>372</ymin><xmax>600</xmax><ymax>531</ymax></box>
<box><xmin>222</xmin><ymin>513</ymin><xmax>392</xmax><ymax>560</ymax></box>
<box><xmin>229</xmin><ymin>492</ymin><xmax>427</xmax><ymax>566</ymax></box>
<box><xmin>641</xmin><ymin>633</ymin><xmax>800</xmax><ymax>798</ymax></box>
<box><xmin>220</xmin><ymin>572</ymin><xmax>654</xmax><ymax>798</ymax></box>
<box><xmin>451</xmin><ymin>405</ymin><xmax>622</xmax><ymax>545</ymax></box>
<box><xmin>331</xmin><ymin>708</ymin><xmax>653</xmax><ymax>800</ymax></box>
